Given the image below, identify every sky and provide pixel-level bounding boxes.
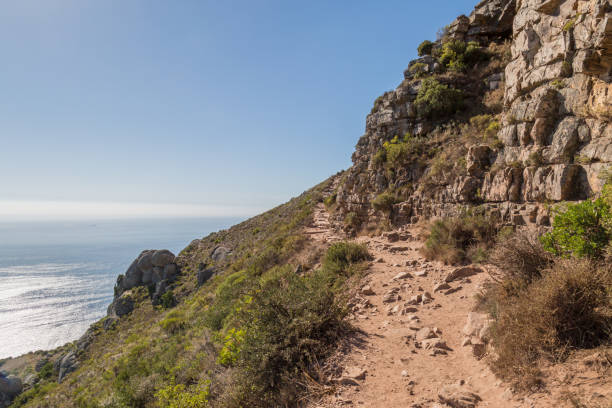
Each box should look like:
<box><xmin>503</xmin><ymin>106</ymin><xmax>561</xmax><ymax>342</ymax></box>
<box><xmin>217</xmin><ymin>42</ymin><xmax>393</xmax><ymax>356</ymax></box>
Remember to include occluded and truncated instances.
<box><xmin>0</xmin><ymin>0</ymin><xmax>476</xmax><ymax>220</ymax></box>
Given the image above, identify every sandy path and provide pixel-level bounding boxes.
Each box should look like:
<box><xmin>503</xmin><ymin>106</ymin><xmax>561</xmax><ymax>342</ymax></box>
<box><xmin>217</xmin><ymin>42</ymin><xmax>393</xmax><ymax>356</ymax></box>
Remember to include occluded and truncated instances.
<box><xmin>303</xmin><ymin>203</ymin><xmax>610</xmax><ymax>408</ymax></box>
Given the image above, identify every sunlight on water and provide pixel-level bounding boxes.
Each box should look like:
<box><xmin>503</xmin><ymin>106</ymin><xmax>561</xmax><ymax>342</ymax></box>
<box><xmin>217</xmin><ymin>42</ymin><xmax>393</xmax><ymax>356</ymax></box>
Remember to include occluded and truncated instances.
<box><xmin>0</xmin><ymin>217</ymin><xmax>241</xmax><ymax>359</ymax></box>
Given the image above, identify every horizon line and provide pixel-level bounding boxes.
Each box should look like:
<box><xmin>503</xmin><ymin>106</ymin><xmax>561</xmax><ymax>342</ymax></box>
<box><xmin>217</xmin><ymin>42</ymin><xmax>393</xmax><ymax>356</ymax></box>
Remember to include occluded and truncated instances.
<box><xmin>0</xmin><ymin>199</ymin><xmax>265</xmax><ymax>221</ymax></box>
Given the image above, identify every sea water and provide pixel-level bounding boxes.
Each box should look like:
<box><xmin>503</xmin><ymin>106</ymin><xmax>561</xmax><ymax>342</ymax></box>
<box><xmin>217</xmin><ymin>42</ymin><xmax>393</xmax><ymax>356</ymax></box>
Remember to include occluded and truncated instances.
<box><xmin>0</xmin><ymin>217</ymin><xmax>241</xmax><ymax>359</ymax></box>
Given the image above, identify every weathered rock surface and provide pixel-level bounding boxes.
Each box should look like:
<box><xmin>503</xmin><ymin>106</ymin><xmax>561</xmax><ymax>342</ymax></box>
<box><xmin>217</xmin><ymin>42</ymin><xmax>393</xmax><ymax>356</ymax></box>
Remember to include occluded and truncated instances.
<box><xmin>57</xmin><ymin>352</ymin><xmax>78</xmax><ymax>383</ymax></box>
<box><xmin>332</xmin><ymin>0</ymin><xmax>611</xmax><ymax>232</ymax></box>
<box><xmin>110</xmin><ymin>249</ymin><xmax>179</xmax><ymax>316</ymax></box>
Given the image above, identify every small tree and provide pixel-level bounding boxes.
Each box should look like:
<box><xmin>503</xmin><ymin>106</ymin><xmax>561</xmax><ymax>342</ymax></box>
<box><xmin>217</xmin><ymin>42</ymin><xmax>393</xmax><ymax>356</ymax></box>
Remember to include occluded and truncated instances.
<box><xmin>414</xmin><ymin>78</ymin><xmax>463</xmax><ymax>119</ymax></box>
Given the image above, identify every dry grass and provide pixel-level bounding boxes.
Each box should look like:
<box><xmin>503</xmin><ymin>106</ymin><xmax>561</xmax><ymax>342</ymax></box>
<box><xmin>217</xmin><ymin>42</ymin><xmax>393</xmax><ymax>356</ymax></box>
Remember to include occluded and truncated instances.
<box><xmin>489</xmin><ymin>230</ymin><xmax>553</xmax><ymax>284</ymax></box>
<box><xmin>420</xmin><ymin>213</ymin><xmax>499</xmax><ymax>265</ymax></box>
<box><xmin>487</xmin><ymin>258</ymin><xmax>612</xmax><ymax>390</ymax></box>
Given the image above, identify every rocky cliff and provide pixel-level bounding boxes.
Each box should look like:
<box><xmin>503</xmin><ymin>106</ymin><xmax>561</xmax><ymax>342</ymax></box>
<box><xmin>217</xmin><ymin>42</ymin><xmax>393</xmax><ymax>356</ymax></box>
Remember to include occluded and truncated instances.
<box><xmin>335</xmin><ymin>0</ymin><xmax>611</xmax><ymax>232</ymax></box>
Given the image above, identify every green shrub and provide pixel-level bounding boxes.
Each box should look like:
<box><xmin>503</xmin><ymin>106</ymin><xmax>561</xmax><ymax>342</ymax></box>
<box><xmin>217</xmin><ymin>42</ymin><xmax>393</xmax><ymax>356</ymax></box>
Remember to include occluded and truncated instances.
<box><xmin>373</xmin><ymin>148</ymin><xmax>387</xmax><ymax>166</ymax></box>
<box><xmin>344</xmin><ymin>211</ymin><xmax>360</xmax><ymax>229</ymax></box>
<box><xmin>322</xmin><ymin>242</ymin><xmax>371</xmax><ymax>276</ymax></box>
<box><xmin>155</xmin><ymin>380</ymin><xmax>210</xmax><ymax>408</ymax></box>
<box><xmin>485</xmin><ymin>121</ymin><xmax>500</xmax><ymax>138</ymax></box>
<box><xmin>438</xmin><ymin>40</ymin><xmax>486</xmax><ymax>72</ymax></box>
<box><xmin>414</xmin><ymin>78</ymin><xmax>463</xmax><ymax>119</ymax></box>
<box><xmin>417</xmin><ymin>40</ymin><xmax>434</xmax><ymax>56</ymax></box>
<box><xmin>379</xmin><ymin>133</ymin><xmax>425</xmax><ymax>167</ymax></box>
<box><xmin>230</xmin><ymin>267</ymin><xmax>349</xmax><ymax>406</ymax></box>
<box><xmin>38</xmin><ymin>361</ymin><xmax>54</xmax><ymax>380</ymax></box>
<box><xmin>217</xmin><ymin>328</ymin><xmax>245</xmax><ymax>367</ymax></box>
<box><xmin>160</xmin><ymin>290</ymin><xmax>177</xmax><ymax>309</ymax></box>
<box><xmin>409</xmin><ymin>62</ymin><xmax>428</xmax><ymax>78</ymax></box>
<box><xmin>323</xmin><ymin>193</ymin><xmax>337</xmax><ymax>208</ymax></box>
<box><xmin>541</xmin><ymin>198</ymin><xmax>612</xmax><ymax>259</ymax></box>
<box><xmin>527</xmin><ymin>151</ymin><xmax>543</xmax><ymax>167</ymax></box>
<box><xmin>159</xmin><ymin>310</ymin><xmax>187</xmax><ymax>334</ymax></box>
<box><xmin>372</xmin><ymin>192</ymin><xmax>399</xmax><ymax>213</ymax></box>
<box><xmin>469</xmin><ymin>114</ymin><xmax>493</xmax><ymax>130</ymax></box>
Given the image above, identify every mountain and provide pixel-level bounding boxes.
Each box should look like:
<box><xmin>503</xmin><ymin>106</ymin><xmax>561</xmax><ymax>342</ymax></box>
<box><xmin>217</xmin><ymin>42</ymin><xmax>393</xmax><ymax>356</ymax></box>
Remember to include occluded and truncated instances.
<box><xmin>1</xmin><ymin>0</ymin><xmax>610</xmax><ymax>407</ymax></box>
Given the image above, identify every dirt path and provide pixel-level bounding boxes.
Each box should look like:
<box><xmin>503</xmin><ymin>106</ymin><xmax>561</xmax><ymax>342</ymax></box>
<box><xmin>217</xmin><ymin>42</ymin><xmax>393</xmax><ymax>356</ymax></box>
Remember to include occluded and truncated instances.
<box><xmin>304</xmin><ymin>203</ymin><xmax>610</xmax><ymax>408</ymax></box>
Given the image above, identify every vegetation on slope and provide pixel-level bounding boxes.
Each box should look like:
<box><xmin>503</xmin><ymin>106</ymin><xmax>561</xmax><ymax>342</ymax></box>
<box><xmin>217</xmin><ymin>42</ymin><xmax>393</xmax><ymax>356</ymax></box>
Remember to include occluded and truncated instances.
<box><xmin>477</xmin><ymin>176</ymin><xmax>612</xmax><ymax>390</ymax></box>
<box><xmin>10</xmin><ymin>178</ymin><xmax>371</xmax><ymax>408</ymax></box>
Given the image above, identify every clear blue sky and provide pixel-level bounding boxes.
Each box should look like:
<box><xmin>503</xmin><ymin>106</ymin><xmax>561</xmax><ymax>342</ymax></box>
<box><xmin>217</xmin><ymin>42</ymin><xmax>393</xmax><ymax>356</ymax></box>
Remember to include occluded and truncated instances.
<box><xmin>1</xmin><ymin>0</ymin><xmax>476</xmax><ymax>220</ymax></box>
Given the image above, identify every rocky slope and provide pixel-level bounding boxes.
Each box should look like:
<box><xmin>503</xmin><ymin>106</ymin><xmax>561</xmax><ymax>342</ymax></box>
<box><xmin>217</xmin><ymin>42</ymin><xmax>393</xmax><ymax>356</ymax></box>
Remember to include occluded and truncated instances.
<box><xmin>335</xmin><ymin>0</ymin><xmax>611</xmax><ymax>232</ymax></box>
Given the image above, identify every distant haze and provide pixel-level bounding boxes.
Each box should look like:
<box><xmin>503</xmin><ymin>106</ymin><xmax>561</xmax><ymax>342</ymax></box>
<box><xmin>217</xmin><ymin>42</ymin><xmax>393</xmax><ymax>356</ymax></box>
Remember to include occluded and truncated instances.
<box><xmin>0</xmin><ymin>200</ymin><xmax>263</xmax><ymax>221</ymax></box>
<box><xmin>1</xmin><ymin>0</ymin><xmax>476</xmax><ymax>219</ymax></box>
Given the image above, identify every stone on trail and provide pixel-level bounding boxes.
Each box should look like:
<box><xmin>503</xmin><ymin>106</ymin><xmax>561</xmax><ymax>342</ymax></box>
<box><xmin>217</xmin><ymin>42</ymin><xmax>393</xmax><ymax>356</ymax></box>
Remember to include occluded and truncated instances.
<box><xmin>382</xmin><ymin>288</ymin><xmax>400</xmax><ymax>303</ymax></box>
<box><xmin>433</xmin><ymin>282</ymin><xmax>451</xmax><ymax>292</ymax></box>
<box><xmin>361</xmin><ymin>285</ymin><xmax>376</xmax><ymax>296</ymax></box>
<box><xmin>438</xmin><ymin>383</ymin><xmax>482</xmax><ymax>408</ymax></box>
<box><xmin>344</xmin><ymin>366</ymin><xmax>367</xmax><ymax>380</ymax></box>
<box><xmin>392</xmin><ymin>271</ymin><xmax>413</xmax><ymax>281</ymax></box>
<box><xmin>445</xmin><ymin>265</ymin><xmax>484</xmax><ymax>283</ymax></box>
<box><xmin>415</xmin><ymin>327</ymin><xmax>437</xmax><ymax>341</ymax></box>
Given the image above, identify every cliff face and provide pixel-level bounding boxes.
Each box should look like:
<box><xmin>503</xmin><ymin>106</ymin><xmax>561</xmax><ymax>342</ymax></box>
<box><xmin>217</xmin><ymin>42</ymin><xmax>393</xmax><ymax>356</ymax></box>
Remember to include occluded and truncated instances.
<box><xmin>335</xmin><ymin>0</ymin><xmax>612</xmax><ymax>231</ymax></box>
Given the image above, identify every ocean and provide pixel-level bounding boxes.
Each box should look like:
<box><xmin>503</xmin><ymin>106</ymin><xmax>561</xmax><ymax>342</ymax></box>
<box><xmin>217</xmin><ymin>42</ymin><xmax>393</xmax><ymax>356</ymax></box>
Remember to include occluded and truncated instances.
<box><xmin>0</xmin><ymin>217</ymin><xmax>241</xmax><ymax>359</ymax></box>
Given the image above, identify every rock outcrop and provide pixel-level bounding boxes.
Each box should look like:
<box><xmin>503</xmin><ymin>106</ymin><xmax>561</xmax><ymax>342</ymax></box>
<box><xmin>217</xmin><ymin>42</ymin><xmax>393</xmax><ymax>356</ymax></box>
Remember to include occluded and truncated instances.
<box><xmin>108</xmin><ymin>249</ymin><xmax>179</xmax><ymax>316</ymax></box>
<box><xmin>334</xmin><ymin>0</ymin><xmax>611</xmax><ymax>232</ymax></box>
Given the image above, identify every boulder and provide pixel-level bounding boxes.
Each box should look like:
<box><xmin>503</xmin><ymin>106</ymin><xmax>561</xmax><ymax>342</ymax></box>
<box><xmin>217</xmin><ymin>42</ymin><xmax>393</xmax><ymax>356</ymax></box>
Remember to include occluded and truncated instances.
<box><xmin>0</xmin><ymin>375</ymin><xmax>22</xmax><ymax>396</ymax></box>
<box><xmin>445</xmin><ymin>266</ymin><xmax>484</xmax><ymax>283</ymax></box>
<box><xmin>141</xmin><ymin>268</ymin><xmax>153</xmax><ymax>285</ymax></box>
<box><xmin>542</xmin><ymin>117</ymin><xmax>581</xmax><ymax>164</ymax></box>
<box><xmin>151</xmin><ymin>250</ymin><xmax>175</xmax><ymax>267</ymax></box>
<box><xmin>123</xmin><ymin>260</ymin><xmax>143</xmax><ymax>290</ymax></box>
<box><xmin>151</xmin><ymin>266</ymin><xmax>164</xmax><ymax>284</ymax></box>
<box><xmin>107</xmin><ymin>291</ymin><xmax>134</xmax><ymax>317</ymax></box>
<box><xmin>211</xmin><ymin>246</ymin><xmax>231</xmax><ymax>263</ymax></box>
<box><xmin>136</xmin><ymin>250</ymin><xmax>154</xmax><ymax>272</ymax></box>
<box><xmin>163</xmin><ymin>263</ymin><xmax>178</xmax><ymax>281</ymax></box>
<box><xmin>466</xmin><ymin>145</ymin><xmax>492</xmax><ymax>177</ymax></box>
<box><xmin>463</xmin><ymin>312</ymin><xmax>493</xmax><ymax>343</ymax></box>
<box><xmin>57</xmin><ymin>352</ymin><xmax>78</xmax><ymax>383</ymax></box>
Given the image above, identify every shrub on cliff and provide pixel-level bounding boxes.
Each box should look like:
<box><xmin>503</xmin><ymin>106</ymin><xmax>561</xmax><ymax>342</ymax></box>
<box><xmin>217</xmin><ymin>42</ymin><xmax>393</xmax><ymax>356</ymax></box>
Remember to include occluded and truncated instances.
<box><xmin>414</xmin><ymin>78</ymin><xmax>463</xmax><ymax>119</ymax></box>
<box><xmin>372</xmin><ymin>192</ymin><xmax>399</xmax><ymax>214</ymax></box>
<box><xmin>540</xmin><ymin>198</ymin><xmax>612</xmax><ymax>259</ymax></box>
<box><xmin>439</xmin><ymin>39</ymin><xmax>487</xmax><ymax>72</ymax></box>
<box><xmin>417</xmin><ymin>40</ymin><xmax>434</xmax><ymax>56</ymax></box>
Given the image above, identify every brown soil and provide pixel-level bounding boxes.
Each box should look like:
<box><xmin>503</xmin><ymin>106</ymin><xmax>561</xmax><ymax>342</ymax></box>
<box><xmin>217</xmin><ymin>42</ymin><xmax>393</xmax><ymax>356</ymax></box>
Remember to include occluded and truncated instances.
<box><xmin>303</xmin><ymin>203</ymin><xmax>612</xmax><ymax>408</ymax></box>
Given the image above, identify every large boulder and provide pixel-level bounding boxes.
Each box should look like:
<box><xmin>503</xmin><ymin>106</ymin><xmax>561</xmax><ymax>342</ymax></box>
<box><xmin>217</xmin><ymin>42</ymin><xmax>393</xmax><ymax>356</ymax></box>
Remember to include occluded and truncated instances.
<box><xmin>137</xmin><ymin>250</ymin><xmax>154</xmax><ymax>272</ymax></box>
<box><xmin>151</xmin><ymin>250</ymin><xmax>175</xmax><ymax>267</ymax></box>
<box><xmin>163</xmin><ymin>263</ymin><xmax>178</xmax><ymax>281</ymax></box>
<box><xmin>123</xmin><ymin>260</ymin><xmax>143</xmax><ymax>290</ymax></box>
